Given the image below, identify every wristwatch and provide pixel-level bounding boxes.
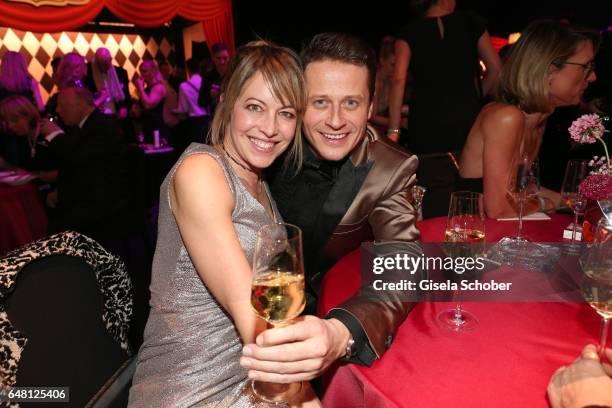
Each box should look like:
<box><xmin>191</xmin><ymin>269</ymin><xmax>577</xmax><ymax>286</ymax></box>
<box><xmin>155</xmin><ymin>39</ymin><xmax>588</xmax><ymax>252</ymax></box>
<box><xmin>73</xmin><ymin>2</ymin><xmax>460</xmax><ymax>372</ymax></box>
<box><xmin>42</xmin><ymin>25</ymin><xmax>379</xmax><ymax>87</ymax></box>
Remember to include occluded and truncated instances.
<box><xmin>344</xmin><ymin>337</ymin><xmax>355</xmax><ymax>358</ymax></box>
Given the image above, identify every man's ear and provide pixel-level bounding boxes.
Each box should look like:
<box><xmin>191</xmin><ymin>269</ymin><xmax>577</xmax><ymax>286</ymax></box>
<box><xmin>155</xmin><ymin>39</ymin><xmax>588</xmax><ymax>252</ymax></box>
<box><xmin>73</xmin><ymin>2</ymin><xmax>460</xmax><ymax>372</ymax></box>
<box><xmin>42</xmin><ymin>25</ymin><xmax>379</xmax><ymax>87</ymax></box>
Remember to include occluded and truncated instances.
<box><xmin>367</xmin><ymin>100</ymin><xmax>374</xmax><ymax>120</ymax></box>
<box><xmin>219</xmin><ymin>93</ymin><xmax>224</xmax><ymax>103</ymax></box>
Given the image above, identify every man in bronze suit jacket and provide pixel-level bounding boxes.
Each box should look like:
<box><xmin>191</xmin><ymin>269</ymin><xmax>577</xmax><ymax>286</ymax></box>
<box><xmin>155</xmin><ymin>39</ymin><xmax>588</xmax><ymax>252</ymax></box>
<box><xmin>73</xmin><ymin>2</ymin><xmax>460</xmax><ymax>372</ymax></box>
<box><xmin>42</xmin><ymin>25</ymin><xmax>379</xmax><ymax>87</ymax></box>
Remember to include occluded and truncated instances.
<box><xmin>241</xmin><ymin>33</ymin><xmax>421</xmax><ymax>381</ymax></box>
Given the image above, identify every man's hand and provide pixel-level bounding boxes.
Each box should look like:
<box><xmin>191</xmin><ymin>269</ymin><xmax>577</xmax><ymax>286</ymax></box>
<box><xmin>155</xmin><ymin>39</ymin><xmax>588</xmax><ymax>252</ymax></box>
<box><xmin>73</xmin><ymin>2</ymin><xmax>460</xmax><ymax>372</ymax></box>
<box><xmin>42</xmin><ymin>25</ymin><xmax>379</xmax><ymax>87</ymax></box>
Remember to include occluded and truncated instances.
<box><xmin>240</xmin><ymin>315</ymin><xmax>351</xmax><ymax>383</ymax></box>
<box><xmin>547</xmin><ymin>344</ymin><xmax>612</xmax><ymax>408</ymax></box>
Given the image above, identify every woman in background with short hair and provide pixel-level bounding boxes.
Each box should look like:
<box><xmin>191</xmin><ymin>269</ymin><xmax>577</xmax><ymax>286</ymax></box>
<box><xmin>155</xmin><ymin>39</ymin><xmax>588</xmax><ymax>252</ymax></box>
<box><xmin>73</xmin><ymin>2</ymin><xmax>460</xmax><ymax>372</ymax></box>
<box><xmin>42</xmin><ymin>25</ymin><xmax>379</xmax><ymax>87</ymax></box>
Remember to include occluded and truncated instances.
<box><xmin>458</xmin><ymin>20</ymin><xmax>598</xmax><ymax>218</ymax></box>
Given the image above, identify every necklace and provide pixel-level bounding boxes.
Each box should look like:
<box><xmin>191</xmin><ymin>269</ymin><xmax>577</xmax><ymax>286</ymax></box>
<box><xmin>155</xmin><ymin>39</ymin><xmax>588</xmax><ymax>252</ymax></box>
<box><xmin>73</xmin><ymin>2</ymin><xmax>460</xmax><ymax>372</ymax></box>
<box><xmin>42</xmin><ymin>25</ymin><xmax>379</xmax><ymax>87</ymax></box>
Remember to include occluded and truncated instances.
<box><xmin>222</xmin><ymin>145</ymin><xmax>260</xmax><ymax>178</ymax></box>
<box><xmin>221</xmin><ymin>144</ymin><xmax>263</xmax><ymax>193</ymax></box>
<box><xmin>28</xmin><ymin>123</ymin><xmax>41</xmax><ymax>158</ymax></box>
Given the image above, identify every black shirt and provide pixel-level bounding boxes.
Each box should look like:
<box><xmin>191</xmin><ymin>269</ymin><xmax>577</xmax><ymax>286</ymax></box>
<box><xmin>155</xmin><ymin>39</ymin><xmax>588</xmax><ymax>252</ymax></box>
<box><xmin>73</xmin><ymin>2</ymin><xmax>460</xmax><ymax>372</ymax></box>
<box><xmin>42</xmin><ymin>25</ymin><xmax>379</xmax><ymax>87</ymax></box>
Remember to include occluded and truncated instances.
<box><xmin>270</xmin><ymin>145</ymin><xmax>346</xmax><ymax>279</ymax></box>
<box><xmin>269</xmin><ymin>144</ymin><xmax>371</xmax><ymax>365</ymax></box>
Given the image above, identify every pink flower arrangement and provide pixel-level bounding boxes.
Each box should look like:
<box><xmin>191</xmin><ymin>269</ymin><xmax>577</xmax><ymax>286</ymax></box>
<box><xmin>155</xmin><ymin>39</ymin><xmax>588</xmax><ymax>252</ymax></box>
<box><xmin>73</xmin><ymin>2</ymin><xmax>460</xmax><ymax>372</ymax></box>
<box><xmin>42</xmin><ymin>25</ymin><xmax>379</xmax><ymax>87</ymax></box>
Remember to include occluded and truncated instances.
<box><xmin>579</xmin><ymin>174</ymin><xmax>612</xmax><ymax>200</ymax></box>
<box><xmin>568</xmin><ymin>113</ymin><xmax>611</xmax><ymax>202</ymax></box>
<box><xmin>568</xmin><ymin>113</ymin><xmax>606</xmax><ymax>144</ymax></box>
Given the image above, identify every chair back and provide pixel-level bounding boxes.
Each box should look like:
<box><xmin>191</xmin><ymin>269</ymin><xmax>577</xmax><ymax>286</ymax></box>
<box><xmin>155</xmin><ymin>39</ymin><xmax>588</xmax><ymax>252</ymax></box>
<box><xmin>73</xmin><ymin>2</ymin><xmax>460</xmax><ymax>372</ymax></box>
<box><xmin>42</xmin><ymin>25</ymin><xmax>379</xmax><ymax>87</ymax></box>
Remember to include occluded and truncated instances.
<box><xmin>1</xmin><ymin>232</ymin><xmax>134</xmax><ymax>407</ymax></box>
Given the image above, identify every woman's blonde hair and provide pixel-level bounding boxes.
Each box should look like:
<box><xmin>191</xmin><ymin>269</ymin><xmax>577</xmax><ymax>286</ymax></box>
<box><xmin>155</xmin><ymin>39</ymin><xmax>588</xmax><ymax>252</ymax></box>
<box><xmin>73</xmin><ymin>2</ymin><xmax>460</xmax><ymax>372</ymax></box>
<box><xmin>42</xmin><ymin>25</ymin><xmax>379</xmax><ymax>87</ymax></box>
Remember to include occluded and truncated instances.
<box><xmin>0</xmin><ymin>95</ymin><xmax>40</xmax><ymax>124</ymax></box>
<box><xmin>208</xmin><ymin>40</ymin><xmax>306</xmax><ymax>171</ymax></box>
<box><xmin>497</xmin><ymin>20</ymin><xmax>599</xmax><ymax>114</ymax></box>
<box><xmin>55</xmin><ymin>52</ymin><xmax>87</xmax><ymax>90</ymax></box>
<box><xmin>0</xmin><ymin>51</ymin><xmax>32</xmax><ymax>93</ymax></box>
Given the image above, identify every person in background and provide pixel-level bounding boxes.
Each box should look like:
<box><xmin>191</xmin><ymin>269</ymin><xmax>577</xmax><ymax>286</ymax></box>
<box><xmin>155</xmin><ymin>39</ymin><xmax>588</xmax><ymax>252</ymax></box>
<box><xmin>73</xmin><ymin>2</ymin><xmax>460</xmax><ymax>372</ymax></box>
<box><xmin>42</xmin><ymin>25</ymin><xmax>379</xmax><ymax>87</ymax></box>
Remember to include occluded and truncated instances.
<box><xmin>547</xmin><ymin>344</ymin><xmax>612</xmax><ymax>408</ymax></box>
<box><xmin>0</xmin><ymin>95</ymin><xmax>64</xmax><ymax>181</ymax></box>
<box><xmin>51</xmin><ymin>86</ymin><xmax>131</xmax><ymax>243</ymax></box>
<box><xmin>244</xmin><ymin>33</ymin><xmax>421</xmax><ymax>382</ymax></box>
<box><xmin>159</xmin><ymin>60</ymin><xmax>184</xmax><ymax>93</ymax></box>
<box><xmin>369</xmin><ymin>35</ymin><xmax>398</xmax><ymax>134</ymax></box>
<box><xmin>0</xmin><ymin>51</ymin><xmax>44</xmax><ymax>111</ymax></box>
<box><xmin>54</xmin><ymin>52</ymin><xmax>88</xmax><ymax>90</ymax></box>
<box><xmin>84</xmin><ymin>47</ymin><xmax>132</xmax><ymax>119</ymax></box>
<box><xmin>172</xmin><ymin>58</ymin><xmax>209</xmax><ymax>153</ymax></box>
<box><xmin>387</xmin><ymin>0</ymin><xmax>502</xmax><ymax>218</ymax></box>
<box><xmin>45</xmin><ymin>52</ymin><xmax>88</xmax><ymax>118</ymax></box>
<box><xmin>129</xmin><ymin>40</ymin><xmax>319</xmax><ymax>407</ymax></box>
<box><xmin>84</xmin><ymin>47</ymin><xmax>134</xmax><ymax>142</ymax></box>
<box><xmin>50</xmin><ymin>56</ymin><xmax>62</xmax><ymax>79</ymax></box>
<box><xmin>458</xmin><ymin>20</ymin><xmax>598</xmax><ymax>218</ymax></box>
<box><xmin>198</xmin><ymin>42</ymin><xmax>230</xmax><ymax>118</ymax></box>
<box><xmin>0</xmin><ymin>51</ymin><xmax>46</xmax><ymax>167</ymax></box>
<box><xmin>136</xmin><ymin>60</ymin><xmax>167</xmax><ymax>144</ymax></box>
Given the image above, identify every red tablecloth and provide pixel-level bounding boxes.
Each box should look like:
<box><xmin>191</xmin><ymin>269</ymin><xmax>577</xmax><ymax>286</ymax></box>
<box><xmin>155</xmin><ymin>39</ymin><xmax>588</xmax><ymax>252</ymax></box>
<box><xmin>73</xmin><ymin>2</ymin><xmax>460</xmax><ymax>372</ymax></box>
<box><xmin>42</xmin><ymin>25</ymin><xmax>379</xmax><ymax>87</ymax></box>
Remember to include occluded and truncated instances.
<box><xmin>319</xmin><ymin>214</ymin><xmax>603</xmax><ymax>408</ymax></box>
<box><xmin>0</xmin><ymin>184</ymin><xmax>48</xmax><ymax>256</ymax></box>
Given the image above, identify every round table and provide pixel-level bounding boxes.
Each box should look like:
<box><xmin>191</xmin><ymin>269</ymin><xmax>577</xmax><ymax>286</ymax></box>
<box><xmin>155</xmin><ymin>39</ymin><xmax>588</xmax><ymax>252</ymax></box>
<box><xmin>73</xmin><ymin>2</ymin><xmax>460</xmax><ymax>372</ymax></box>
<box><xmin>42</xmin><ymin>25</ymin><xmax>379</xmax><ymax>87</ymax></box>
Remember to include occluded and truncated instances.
<box><xmin>0</xmin><ymin>183</ymin><xmax>48</xmax><ymax>256</ymax></box>
<box><xmin>319</xmin><ymin>214</ymin><xmax>603</xmax><ymax>408</ymax></box>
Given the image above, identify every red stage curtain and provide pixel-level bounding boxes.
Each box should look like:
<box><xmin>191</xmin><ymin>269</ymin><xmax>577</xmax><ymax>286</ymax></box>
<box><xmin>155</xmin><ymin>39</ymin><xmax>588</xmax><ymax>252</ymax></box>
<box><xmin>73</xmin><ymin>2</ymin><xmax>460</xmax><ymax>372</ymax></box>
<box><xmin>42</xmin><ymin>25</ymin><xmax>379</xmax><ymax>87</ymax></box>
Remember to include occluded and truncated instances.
<box><xmin>0</xmin><ymin>0</ymin><xmax>105</xmax><ymax>33</ymax></box>
<box><xmin>105</xmin><ymin>0</ymin><xmax>235</xmax><ymax>54</ymax></box>
<box><xmin>201</xmin><ymin>9</ymin><xmax>235</xmax><ymax>55</ymax></box>
<box><xmin>0</xmin><ymin>0</ymin><xmax>235</xmax><ymax>53</ymax></box>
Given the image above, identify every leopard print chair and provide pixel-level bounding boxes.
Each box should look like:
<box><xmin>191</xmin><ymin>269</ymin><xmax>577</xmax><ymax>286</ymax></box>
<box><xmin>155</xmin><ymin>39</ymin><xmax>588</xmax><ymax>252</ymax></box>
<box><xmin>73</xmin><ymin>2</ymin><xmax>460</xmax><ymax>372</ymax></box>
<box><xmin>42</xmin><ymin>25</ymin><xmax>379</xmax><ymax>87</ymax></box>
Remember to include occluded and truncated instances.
<box><xmin>0</xmin><ymin>231</ymin><xmax>133</xmax><ymax>407</ymax></box>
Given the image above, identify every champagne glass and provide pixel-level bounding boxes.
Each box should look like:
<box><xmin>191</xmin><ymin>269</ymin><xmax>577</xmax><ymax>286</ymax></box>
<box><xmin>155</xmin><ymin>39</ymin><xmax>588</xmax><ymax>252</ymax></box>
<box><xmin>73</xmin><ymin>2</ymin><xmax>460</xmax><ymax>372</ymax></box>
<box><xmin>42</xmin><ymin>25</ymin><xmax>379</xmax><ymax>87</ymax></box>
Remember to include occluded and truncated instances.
<box><xmin>438</xmin><ymin>191</ymin><xmax>485</xmax><ymax>332</ymax></box>
<box><xmin>506</xmin><ymin>157</ymin><xmax>540</xmax><ymax>242</ymax></box>
<box><xmin>561</xmin><ymin>160</ymin><xmax>589</xmax><ymax>242</ymax></box>
<box><xmin>580</xmin><ymin>217</ymin><xmax>612</xmax><ymax>359</ymax></box>
<box><xmin>250</xmin><ymin>223</ymin><xmax>305</xmax><ymax>405</ymax></box>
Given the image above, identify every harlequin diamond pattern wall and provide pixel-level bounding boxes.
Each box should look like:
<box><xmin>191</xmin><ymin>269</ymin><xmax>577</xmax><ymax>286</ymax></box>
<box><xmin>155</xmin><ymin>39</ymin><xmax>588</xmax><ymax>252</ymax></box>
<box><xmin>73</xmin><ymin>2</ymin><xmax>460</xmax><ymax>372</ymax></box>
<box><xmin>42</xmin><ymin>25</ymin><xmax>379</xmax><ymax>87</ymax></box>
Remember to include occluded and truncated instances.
<box><xmin>0</xmin><ymin>27</ymin><xmax>176</xmax><ymax>103</ymax></box>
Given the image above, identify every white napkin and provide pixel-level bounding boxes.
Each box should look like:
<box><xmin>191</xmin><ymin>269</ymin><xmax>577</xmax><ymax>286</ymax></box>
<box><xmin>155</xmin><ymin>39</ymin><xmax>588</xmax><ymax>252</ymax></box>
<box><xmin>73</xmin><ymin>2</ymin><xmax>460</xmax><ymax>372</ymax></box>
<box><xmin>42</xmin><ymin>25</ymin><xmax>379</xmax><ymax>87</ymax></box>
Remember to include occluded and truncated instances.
<box><xmin>497</xmin><ymin>212</ymin><xmax>551</xmax><ymax>221</ymax></box>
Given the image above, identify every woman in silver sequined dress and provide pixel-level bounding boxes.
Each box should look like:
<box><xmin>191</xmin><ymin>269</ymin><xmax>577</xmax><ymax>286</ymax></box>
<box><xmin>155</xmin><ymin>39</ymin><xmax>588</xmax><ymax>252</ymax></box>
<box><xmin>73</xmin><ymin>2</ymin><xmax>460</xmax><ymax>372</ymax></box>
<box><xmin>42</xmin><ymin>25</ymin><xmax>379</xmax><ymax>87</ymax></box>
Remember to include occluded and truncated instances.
<box><xmin>129</xmin><ymin>40</ymin><xmax>319</xmax><ymax>407</ymax></box>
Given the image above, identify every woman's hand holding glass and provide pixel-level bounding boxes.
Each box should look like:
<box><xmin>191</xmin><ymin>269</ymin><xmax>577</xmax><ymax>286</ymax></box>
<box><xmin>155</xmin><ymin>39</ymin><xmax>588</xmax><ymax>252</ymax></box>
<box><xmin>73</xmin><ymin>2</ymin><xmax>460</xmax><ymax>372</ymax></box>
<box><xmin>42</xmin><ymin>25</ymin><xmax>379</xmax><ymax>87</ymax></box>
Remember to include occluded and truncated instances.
<box><xmin>249</xmin><ymin>223</ymin><xmax>305</xmax><ymax>405</ymax></box>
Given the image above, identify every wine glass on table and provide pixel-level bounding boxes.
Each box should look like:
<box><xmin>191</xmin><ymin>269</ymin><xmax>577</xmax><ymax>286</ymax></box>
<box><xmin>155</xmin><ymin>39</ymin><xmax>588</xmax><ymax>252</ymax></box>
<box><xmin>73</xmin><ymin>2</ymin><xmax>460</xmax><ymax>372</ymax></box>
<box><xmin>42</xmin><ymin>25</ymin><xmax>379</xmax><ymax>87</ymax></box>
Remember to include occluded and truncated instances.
<box><xmin>250</xmin><ymin>223</ymin><xmax>305</xmax><ymax>405</ymax></box>
<box><xmin>439</xmin><ymin>191</ymin><xmax>485</xmax><ymax>332</ymax></box>
<box><xmin>506</xmin><ymin>157</ymin><xmax>540</xmax><ymax>242</ymax></box>
<box><xmin>561</xmin><ymin>159</ymin><xmax>589</xmax><ymax>242</ymax></box>
<box><xmin>580</xmin><ymin>217</ymin><xmax>612</xmax><ymax>359</ymax></box>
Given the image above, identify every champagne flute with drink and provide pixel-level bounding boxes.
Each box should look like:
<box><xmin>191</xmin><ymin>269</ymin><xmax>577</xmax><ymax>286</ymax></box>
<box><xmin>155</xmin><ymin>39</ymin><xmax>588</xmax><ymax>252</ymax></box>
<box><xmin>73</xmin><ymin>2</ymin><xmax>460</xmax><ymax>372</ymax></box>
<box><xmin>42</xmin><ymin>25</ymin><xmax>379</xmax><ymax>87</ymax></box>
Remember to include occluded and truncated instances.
<box><xmin>250</xmin><ymin>223</ymin><xmax>305</xmax><ymax>404</ymax></box>
<box><xmin>439</xmin><ymin>191</ymin><xmax>485</xmax><ymax>332</ymax></box>
<box><xmin>580</xmin><ymin>217</ymin><xmax>612</xmax><ymax>360</ymax></box>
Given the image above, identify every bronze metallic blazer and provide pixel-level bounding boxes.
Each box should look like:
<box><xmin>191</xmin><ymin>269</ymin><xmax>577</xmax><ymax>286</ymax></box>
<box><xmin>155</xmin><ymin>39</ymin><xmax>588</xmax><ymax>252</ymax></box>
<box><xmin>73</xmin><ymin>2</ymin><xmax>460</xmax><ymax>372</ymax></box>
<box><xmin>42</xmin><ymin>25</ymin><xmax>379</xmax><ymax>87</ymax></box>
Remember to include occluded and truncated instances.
<box><xmin>324</xmin><ymin>126</ymin><xmax>421</xmax><ymax>359</ymax></box>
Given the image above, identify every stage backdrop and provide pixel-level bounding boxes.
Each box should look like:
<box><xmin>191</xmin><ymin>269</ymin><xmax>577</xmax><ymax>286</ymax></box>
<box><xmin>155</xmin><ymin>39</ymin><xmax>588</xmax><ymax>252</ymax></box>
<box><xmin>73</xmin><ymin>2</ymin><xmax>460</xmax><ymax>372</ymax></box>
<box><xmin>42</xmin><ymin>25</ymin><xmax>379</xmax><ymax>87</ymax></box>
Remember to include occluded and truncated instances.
<box><xmin>0</xmin><ymin>0</ymin><xmax>234</xmax><ymax>54</ymax></box>
<box><xmin>0</xmin><ymin>26</ymin><xmax>176</xmax><ymax>102</ymax></box>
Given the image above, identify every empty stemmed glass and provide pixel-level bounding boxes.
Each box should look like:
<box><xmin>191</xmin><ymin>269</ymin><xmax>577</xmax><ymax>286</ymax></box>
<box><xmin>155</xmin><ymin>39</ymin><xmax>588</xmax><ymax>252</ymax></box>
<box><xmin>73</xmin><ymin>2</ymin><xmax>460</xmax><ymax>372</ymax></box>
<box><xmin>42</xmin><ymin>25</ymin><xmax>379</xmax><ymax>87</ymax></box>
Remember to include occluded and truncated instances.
<box><xmin>561</xmin><ymin>159</ymin><xmax>589</xmax><ymax>242</ymax></box>
<box><xmin>580</xmin><ymin>217</ymin><xmax>612</xmax><ymax>359</ymax></box>
<box><xmin>438</xmin><ymin>191</ymin><xmax>485</xmax><ymax>332</ymax></box>
<box><xmin>250</xmin><ymin>223</ymin><xmax>305</xmax><ymax>405</ymax></box>
<box><xmin>506</xmin><ymin>156</ymin><xmax>540</xmax><ymax>242</ymax></box>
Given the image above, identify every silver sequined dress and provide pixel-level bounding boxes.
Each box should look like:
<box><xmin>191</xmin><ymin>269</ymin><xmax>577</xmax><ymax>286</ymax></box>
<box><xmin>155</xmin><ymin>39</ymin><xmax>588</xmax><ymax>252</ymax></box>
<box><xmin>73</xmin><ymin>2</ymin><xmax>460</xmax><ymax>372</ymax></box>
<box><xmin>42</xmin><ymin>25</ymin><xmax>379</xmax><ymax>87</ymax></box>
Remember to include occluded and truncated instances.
<box><xmin>129</xmin><ymin>144</ymin><xmax>279</xmax><ymax>407</ymax></box>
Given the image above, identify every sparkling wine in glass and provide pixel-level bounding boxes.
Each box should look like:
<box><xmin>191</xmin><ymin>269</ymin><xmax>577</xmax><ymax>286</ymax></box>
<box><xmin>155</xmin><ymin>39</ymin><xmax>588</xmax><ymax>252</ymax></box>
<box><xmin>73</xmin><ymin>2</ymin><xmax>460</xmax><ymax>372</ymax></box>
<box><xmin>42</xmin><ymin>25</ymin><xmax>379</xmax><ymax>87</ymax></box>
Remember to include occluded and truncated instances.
<box><xmin>438</xmin><ymin>191</ymin><xmax>485</xmax><ymax>332</ymax></box>
<box><xmin>250</xmin><ymin>223</ymin><xmax>305</xmax><ymax>405</ymax></box>
<box><xmin>580</xmin><ymin>217</ymin><xmax>612</xmax><ymax>359</ymax></box>
<box><xmin>561</xmin><ymin>159</ymin><xmax>589</xmax><ymax>242</ymax></box>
